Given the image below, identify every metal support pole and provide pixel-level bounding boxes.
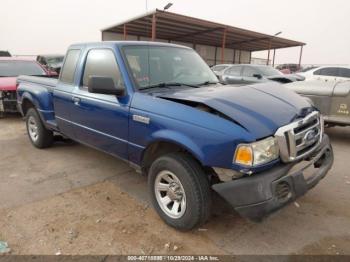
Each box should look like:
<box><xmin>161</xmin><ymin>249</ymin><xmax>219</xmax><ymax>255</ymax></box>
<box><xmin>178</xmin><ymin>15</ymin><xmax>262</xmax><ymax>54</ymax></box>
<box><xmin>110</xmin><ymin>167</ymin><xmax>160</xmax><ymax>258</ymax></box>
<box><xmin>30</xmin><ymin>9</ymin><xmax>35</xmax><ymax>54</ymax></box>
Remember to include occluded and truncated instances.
<box><xmin>221</xmin><ymin>28</ymin><xmax>227</xmax><ymax>64</ymax></box>
<box><xmin>272</xmin><ymin>49</ymin><xmax>276</xmax><ymax>67</ymax></box>
<box><xmin>151</xmin><ymin>14</ymin><xmax>156</xmax><ymax>41</ymax></box>
<box><xmin>239</xmin><ymin>50</ymin><xmax>242</xmax><ymax>64</ymax></box>
<box><xmin>214</xmin><ymin>46</ymin><xmax>218</xmax><ymax>65</ymax></box>
<box><xmin>249</xmin><ymin>51</ymin><xmax>252</xmax><ymax>64</ymax></box>
<box><xmin>298</xmin><ymin>45</ymin><xmax>304</xmax><ymax>68</ymax></box>
<box><xmin>123</xmin><ymin>24</ymin><xmax>127</xmax><ymax>40</ymax></box>
<box><xmin>267</xmin><ymin>39</ymin><xmax>272</xmax><ymax>65</ymax></box>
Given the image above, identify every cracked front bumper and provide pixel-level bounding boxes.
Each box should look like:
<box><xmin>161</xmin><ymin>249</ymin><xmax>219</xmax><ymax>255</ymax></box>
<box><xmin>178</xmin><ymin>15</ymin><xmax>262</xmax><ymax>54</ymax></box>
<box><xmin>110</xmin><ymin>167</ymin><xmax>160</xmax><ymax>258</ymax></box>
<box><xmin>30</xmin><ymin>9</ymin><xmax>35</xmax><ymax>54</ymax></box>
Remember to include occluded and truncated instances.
<box><xmin>212</xmin><ymin>134</ymin><xmax>333</xmax><ymax>221</ymax></box>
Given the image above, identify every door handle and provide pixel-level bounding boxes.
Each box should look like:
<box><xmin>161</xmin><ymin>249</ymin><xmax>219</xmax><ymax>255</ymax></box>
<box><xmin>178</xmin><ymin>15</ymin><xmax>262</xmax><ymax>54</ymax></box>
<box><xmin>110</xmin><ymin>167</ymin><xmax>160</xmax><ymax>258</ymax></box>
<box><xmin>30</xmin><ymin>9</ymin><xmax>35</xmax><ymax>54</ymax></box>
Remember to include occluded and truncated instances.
<box><xmin>72</xmin><ymin>97</ymin><xmax>81</xmax><ymax>105</ymax></box>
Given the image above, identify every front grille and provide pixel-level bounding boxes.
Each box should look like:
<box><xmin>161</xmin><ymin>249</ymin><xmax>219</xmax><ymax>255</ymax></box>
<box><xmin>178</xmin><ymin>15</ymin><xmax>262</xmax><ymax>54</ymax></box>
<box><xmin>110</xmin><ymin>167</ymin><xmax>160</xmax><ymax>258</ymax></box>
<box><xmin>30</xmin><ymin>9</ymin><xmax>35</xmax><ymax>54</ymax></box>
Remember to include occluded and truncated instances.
<box><xmin>275</xmin><ymin>111</ymin><xmax>323</xmax><ymax>162</ymax></box>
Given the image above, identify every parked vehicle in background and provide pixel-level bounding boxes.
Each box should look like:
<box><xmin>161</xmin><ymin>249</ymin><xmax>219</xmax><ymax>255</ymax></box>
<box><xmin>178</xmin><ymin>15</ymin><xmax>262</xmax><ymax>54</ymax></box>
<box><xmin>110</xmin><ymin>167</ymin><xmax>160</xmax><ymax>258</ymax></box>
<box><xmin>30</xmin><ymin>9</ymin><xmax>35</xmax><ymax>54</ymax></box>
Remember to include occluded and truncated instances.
<box><xmin>221</xmin><ymin>64</ymin><xmax>297</xmax><ymax>85</ymax></box>
<box><xmin>286</xmin><ymin>78</ymin><xmax>350</xmax><ymax>127</ymax></box>
<box><xmin>287</xmin><ymin>74</ymin><xmax>305</xmax><ymax>82</ymax></box>
<box><xmin>297</xmin><ymin>66</ymin><xmax>350</xmax><ymax>81</ymax></box>
<box><xmin>37</xmin><ymin>55</ymin><xmax>64</xmax><ymax>74</ymax></box>
<box><xmin>300</xmin><ymin>66</ymin><xmax>318</xmax><ymax>73</ymax></box>
<box><xmin>211</xmin><ymin>64</ymin><xmax>232</xmax><ymax>78</ymax></box>
<box><xmin>0</xmin><ymin>58</ymin><xmax>55</xmax><ymax>117</ymax></box>
<box><xmin>0</xmin><ymin>51</ymin><xmax>11</xmax><ymax>57</ymax></box>
<box><xmin>17</xmin><ymin>41</ymin><xmax>333</xmax><ymax>230</ymax></box>
<box><xmin>276</xmin><ymin>63</ymin><xmax>301</xmax><ymax>73</ymax></box>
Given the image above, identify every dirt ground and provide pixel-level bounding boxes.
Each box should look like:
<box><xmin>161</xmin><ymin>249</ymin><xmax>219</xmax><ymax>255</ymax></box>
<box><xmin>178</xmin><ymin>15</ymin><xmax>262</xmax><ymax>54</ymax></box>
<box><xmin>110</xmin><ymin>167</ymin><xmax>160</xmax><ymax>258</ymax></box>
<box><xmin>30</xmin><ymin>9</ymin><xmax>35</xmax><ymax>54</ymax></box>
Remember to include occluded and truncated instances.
<box><xmin>0</xmin><ymin>116</ymin><xmax>349</xmax><ymax>255</ymax></box>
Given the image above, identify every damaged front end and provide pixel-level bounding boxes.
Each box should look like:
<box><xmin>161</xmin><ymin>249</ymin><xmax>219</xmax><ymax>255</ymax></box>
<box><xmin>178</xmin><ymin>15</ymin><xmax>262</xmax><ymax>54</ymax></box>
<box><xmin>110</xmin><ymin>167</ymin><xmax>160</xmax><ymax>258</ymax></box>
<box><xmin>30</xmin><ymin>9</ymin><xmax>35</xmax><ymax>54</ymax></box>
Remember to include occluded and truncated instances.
<box><xmin>158</xmin><ymin>96</ymin><xmax>248</xmax><ymax>130</ymax></box>
<box><xmin>0</xmin><ymin>90</ymin><xmax>18</xmax><ymax>116</ymax></box>
<box><xmin>212</xmin><ymin>111</ymin><xmax>334</xmax><ymax>222</ymax></box>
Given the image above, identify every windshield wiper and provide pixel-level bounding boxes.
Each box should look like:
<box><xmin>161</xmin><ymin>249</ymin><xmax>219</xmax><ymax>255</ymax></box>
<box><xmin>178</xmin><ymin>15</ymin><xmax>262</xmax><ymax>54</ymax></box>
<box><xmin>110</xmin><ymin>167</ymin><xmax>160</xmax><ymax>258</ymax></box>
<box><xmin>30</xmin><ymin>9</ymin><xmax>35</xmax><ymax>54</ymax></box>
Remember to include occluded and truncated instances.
<box><xmin>140</xmin><ymin>82</ymin><xmax>200</xmax><ymax>91</ymax></box>
<box><xmin>196</xmin><ymin>81</ymin><xmax>219</xmax><ymax>86</ymax></box>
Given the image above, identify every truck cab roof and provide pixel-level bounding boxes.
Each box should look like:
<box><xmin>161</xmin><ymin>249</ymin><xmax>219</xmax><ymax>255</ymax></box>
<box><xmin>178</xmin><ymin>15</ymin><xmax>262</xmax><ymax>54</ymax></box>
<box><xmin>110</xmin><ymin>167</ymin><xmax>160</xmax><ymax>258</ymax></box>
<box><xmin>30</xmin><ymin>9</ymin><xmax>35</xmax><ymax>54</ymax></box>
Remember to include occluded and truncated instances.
<box><xmin>68</xmin><ymin>41</ymin><xmax>192</xmax><ymax>50</ymax></box>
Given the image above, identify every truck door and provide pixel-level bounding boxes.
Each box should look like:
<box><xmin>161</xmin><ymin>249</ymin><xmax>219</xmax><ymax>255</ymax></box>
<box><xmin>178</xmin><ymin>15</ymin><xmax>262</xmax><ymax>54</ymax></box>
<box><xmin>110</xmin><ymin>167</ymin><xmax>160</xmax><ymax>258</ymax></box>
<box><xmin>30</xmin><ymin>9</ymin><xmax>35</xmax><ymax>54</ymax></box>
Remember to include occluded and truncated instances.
<box><xmin>290</xmin><ymin>78</ymin><xmax>335</xmax><ymax>116</ymax></box>
<box><xmin>53</xmin><ymin>49</ymin><xmax>81</xmax><ymax>139</ymax></box>
<box><xmin>70</xmin><ymin>48</ymin><xmax>129</xmax><ymax>159</ymax></box>
<box><xmin>330</xmin><ymin>81</ymin><xmax>350</xmax><ymax>120</ymax></box>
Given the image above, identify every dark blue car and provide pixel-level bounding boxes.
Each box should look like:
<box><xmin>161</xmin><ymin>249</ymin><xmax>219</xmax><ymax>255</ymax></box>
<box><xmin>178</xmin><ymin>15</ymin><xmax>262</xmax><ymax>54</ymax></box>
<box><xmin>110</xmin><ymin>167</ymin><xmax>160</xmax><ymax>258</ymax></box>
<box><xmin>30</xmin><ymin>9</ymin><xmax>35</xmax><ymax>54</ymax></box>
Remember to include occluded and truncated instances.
<box><xmin>16</xmin><ymin>42</ymin><xmax>333</xmax><ymax>230</ymax></box>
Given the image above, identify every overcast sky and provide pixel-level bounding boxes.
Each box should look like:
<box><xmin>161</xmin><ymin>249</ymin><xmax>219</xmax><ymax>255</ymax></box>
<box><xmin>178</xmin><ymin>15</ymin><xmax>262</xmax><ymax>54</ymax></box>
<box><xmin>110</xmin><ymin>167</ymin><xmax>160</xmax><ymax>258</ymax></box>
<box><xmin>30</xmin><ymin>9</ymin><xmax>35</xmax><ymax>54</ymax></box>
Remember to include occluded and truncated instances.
<box><xmin>1</xmin><ymin>0</ymin><xmax>349</xmax><ymax>65</ymax></box>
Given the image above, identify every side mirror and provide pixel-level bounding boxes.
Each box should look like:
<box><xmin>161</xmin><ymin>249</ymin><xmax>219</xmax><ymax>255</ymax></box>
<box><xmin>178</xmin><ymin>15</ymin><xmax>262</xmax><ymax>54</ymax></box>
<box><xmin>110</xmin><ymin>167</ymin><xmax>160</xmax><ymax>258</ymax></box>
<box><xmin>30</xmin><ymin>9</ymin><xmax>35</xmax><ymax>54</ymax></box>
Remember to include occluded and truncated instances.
<box><xmin>253</xmin><ymin>74</ymin><xmax>263</xmax><ymax>79</ymax></box>
<box><xmin>88</xmin><ymin>76</ymin><xmax>124</xmax><ymax>96</ymax></box>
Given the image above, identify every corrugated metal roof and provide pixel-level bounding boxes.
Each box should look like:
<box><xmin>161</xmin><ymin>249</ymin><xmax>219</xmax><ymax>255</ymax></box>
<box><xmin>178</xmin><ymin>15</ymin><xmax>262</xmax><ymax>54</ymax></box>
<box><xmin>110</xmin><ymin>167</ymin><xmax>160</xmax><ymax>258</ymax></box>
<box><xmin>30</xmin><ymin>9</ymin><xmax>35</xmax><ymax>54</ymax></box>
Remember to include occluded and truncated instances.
<box><xmin>101</xmin><ymin>9</ymin><xmax>305</xmax><ymax>51</ymax></box>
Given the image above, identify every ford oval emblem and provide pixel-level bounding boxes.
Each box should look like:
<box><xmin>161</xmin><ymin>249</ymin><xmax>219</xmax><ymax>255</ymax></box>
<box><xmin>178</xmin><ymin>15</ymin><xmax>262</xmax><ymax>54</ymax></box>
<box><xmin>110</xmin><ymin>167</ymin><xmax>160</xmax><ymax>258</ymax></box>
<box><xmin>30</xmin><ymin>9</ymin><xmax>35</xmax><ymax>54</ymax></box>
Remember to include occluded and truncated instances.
<box><xmin>304</xmin><ymin>130</ymin><xmax>317</xmax><ymax>144</ymax></box>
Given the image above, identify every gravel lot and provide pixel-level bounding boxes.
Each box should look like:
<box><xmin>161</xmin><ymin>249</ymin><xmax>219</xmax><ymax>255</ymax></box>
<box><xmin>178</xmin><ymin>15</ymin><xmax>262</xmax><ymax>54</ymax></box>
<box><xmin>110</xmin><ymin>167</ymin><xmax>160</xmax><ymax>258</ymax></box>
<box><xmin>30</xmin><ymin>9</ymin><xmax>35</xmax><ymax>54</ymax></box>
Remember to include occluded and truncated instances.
<box><xmin>0</xmin><ymin>115</ymin><xmax>349</xmax><ymax>255</ymax></box>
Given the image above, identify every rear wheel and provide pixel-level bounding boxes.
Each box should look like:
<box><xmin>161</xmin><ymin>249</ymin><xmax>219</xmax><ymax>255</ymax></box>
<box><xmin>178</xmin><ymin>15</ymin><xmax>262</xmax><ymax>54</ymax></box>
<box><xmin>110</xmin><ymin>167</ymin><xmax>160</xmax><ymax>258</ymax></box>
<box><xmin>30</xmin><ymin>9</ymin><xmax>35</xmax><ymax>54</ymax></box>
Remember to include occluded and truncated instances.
<box><xmin>26</xmin><ymin>108</ymin><xmax>53</xmax><ymax>148</ymax></box>
<box><xmin>148</xmin><ymin>153</ymin><xmax>211</xmax><ymax>230</ymax></box>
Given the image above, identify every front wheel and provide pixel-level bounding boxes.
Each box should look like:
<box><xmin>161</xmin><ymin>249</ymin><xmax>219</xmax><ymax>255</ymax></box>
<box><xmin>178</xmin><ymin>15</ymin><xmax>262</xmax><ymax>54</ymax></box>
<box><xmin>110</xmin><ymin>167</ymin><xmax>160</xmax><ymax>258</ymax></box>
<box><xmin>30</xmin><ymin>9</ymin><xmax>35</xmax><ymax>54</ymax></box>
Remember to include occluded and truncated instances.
<box><xmin>26</xmin><ymin>108</ymin><xmax>53</xmax><ymax>148</ymax></box>
<box><xmin>148</xmin><ymin>153</ymin><xmax>211</xmax><ymax>230</ymax></box>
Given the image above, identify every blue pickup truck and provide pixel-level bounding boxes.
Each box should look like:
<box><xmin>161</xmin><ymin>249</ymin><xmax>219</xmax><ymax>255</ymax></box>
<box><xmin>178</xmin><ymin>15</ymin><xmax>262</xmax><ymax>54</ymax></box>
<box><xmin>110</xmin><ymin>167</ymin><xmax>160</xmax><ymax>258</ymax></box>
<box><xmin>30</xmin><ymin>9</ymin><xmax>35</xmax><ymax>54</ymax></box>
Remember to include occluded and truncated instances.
<box><xmin>17</xmin><ymin>41</ymin><xmax>333</xmax><ymax>230</ymax></box>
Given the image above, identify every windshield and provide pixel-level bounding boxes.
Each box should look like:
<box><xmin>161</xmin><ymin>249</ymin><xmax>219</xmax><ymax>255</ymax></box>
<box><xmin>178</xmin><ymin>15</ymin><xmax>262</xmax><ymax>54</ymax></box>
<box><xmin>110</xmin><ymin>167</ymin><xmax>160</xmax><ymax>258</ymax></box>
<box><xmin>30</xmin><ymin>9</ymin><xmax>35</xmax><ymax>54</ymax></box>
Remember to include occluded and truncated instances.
<box><xmin>256</xmin><ymin>66</ymin><xmax>283</xmax><ymax>76</ymax></box>
<box><xmin>0</xmin><ymin>61</ymin><xmax>46</xmax><ymax>77</ymax></box>
<box><xmin>122</xmin><ymin>45</ymin><xmax>218</xmax><ymax>89</ymax></box>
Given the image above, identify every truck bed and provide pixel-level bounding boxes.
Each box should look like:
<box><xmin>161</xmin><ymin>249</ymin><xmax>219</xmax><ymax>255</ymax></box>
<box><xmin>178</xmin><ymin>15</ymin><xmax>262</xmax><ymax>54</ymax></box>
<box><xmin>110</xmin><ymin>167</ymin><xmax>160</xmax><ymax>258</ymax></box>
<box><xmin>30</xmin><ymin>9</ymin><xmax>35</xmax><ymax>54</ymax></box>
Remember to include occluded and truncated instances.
<box><xmin>17</xmin><ymin>75</ymin><xmax>58</xmax><ymax>93</ymax></box>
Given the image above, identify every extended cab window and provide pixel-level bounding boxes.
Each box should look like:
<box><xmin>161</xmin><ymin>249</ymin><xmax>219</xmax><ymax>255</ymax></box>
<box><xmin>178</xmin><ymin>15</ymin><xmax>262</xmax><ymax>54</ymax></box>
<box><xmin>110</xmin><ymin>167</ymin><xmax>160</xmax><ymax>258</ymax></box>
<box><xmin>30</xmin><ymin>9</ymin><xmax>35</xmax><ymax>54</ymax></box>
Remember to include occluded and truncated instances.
<box><xmin>60</xmin><ymin>49</ymin><xmax>80</xmax><ymax>84</ymax></box>
<box><xmin>82</xmin><ymin>49</ymin><xmax>123</xmax><ymax>87</ymax></box>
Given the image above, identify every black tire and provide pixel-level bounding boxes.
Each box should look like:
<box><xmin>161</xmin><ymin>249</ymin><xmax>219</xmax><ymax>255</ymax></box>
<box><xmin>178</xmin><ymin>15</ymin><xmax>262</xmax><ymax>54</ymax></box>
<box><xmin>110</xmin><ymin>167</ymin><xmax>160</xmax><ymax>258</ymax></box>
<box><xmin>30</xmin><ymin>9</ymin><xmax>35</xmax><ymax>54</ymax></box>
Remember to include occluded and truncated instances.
<box><xmin>26</xmin><ymin>108</ymin><xmax>53</xmax><ymax>148</ymax></box>
<box><xmin>148</xmin><ymin>152</ymin><xmax>211</xmax><ymax>230</ymax></box>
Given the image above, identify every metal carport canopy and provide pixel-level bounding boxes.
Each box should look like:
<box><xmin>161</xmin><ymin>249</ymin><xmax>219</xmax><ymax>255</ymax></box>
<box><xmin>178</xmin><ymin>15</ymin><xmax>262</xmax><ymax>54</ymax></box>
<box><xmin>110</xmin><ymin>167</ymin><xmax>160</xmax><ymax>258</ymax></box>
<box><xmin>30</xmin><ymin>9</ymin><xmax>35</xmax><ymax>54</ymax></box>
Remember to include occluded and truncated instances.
<box><xmin>101</xmin><ymin>9</ymin><xmax>305</xmax><ymax>52</ymax></box>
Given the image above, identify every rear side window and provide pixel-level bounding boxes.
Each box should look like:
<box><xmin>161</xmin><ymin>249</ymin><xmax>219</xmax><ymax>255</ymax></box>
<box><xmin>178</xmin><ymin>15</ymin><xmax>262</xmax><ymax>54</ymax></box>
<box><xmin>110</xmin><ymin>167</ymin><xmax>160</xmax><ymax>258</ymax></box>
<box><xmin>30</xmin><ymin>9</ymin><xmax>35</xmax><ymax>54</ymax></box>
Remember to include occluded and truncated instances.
<box><xmin>338</xmin><ymin>68</ymin><xmax>350</xmax><ymax>78</ymax></box>
<box><xmin>82</xmin><ymin>49</ymin><xmax>123</xmax><ymax>87</ymax></box>
<box><xmin>60</xmin><ymin>49</ymin><xmax>81</xmax><ymax>84</ymax></box>
<box><xmin>314</xmin><ymin>67</ymin><xmax>339</xmax><ymax>77</ymax></box>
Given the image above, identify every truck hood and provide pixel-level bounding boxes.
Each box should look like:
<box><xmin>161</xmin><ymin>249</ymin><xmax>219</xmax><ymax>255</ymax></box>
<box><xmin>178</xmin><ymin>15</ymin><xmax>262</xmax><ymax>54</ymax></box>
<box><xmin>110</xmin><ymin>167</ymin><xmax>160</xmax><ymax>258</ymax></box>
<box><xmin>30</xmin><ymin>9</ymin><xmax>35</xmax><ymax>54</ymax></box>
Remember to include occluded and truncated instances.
<box><xmin>157</xmin><ymin>82</ymin><xmax>313</xmax><ymax>139</ymax></box>
<box><xmin>0</xmin><ymin>77</ymin><xmax>17</xmax><ymax>91</ymax></box>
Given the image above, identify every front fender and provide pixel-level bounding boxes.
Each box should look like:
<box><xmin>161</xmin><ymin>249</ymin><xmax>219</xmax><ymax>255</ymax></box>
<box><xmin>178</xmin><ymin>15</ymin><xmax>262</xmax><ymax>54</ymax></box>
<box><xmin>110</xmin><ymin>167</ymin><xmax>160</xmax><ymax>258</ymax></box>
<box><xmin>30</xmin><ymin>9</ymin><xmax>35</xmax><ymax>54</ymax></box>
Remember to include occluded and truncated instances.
<box><xmin>148</xmin><ymin>129</ymin><xmax>205</xmax><ymax>164</ymax></box>
<box><xmin>128</xmin><ymin>118</ymin><xmax>239</xmax><ymax>169</ymax></box>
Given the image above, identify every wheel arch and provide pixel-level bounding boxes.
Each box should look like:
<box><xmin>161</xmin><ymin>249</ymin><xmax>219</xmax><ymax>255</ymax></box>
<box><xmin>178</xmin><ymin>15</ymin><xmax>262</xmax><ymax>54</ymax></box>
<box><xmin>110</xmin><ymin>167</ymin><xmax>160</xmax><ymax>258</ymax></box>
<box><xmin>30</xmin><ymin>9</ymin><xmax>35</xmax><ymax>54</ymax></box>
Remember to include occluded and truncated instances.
<box><xmin>21</xmin><ymin>97</ymin><xmax>36</xmax><ymax>116</ymax></box>
<box><xmin>141</xmin><ymin>137</ymin><xmax>205</xmax><ymax>174</ymax></box>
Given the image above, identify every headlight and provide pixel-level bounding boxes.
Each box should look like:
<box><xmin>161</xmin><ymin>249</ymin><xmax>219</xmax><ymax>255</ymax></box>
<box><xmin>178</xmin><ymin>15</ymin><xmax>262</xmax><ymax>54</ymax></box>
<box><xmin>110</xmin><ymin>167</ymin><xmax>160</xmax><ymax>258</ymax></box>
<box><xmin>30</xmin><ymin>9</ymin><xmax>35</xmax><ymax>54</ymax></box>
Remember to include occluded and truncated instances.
<box><xmin>234</xmin><ymin>137</ymin><xmax>279</xmax><ymax>167</ymax></box>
